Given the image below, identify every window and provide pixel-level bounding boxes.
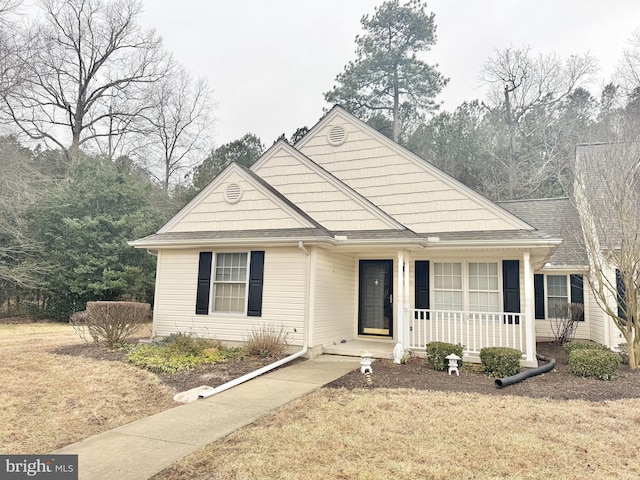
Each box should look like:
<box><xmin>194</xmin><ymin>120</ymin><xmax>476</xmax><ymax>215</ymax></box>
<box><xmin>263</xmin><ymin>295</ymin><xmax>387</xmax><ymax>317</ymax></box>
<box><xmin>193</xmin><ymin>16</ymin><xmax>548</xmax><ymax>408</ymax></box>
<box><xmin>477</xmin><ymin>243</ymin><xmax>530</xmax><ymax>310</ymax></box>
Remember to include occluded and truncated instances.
<box><xmin>534</xmin><ymin>274</ymin><xmax>584</xmax><ymax>321</ymax></box>
<box><xmin>213</xmin><ymin>253</ymin><xmax>248</xmax><ymax>313</ymax></box>
<box><xmin>195</xmin><ymin>251</ymin><xmax>265</xmax><ymax>316</ymax></box>
<box><xmin>468</xmin><ymin>262</ymin><xmax>500</xmax><ymax>312</ymax></box>
<box><xmin>547</xmin><ymin>275</ymin><xmax>568</xmax><ymax>318</ymax></box>
<box><xmin>431</xmin><ymin>261</ymin><xmax>501</xmax><ymax>312</ymax></box>
<box><xmin>433</xmin><ymin>262</ymin><xmax>463</xmax><ymax>311</ymax></box>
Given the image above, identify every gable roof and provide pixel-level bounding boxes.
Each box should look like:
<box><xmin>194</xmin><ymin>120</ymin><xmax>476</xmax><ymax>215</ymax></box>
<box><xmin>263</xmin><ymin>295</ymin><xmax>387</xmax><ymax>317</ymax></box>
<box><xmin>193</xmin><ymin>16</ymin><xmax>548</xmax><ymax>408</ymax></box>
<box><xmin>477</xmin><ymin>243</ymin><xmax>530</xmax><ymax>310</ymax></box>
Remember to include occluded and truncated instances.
<box><xmin>295</xmin><ymin>106</ymin><xmax>535</xmax><ymax>234</ymax></box>
<box><xmin>498</xmin><ymin>197</ymin><xmax>587</xmax><ymax>267</ymax></box>
<box><xmin>251</xmin><ymin>140</ymin><xmax>406</xmax><ymax>231</ymax></box>
<box><xmin>157</xmin><ymin>163</ymin><xmax>324</xmax><ymax>234</ymax></box>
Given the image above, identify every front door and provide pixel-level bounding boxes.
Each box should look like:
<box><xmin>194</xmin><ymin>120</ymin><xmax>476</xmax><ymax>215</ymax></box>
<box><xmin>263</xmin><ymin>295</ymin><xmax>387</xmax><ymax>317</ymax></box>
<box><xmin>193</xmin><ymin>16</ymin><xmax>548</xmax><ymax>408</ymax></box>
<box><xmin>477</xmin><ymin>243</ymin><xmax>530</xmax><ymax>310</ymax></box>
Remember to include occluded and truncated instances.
<box><xmin>358</xmin><ymin>260</ymin><xmax>393</xmax><ymax>337</ymax></box>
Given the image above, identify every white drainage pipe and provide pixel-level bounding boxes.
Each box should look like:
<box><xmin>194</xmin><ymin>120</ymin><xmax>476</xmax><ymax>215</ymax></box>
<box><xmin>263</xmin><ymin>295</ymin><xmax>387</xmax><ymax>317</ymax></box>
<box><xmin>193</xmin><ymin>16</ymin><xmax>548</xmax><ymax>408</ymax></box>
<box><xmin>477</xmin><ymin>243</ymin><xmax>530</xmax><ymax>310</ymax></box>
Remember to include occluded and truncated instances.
<box><xmin>198</xmin><ymin>346</ymin><xmax>308</xmax><ymax>399</ymax></box>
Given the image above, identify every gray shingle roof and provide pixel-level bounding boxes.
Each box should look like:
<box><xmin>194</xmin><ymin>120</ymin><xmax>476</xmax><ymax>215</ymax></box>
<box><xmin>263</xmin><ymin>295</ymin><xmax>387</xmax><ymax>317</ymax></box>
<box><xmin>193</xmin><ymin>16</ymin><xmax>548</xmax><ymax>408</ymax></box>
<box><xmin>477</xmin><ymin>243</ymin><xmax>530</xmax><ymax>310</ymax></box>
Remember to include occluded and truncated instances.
<box><xmin>498</xmin><ymin>197</ymin><xmax>587</xmax><ymax>266</ymax></box>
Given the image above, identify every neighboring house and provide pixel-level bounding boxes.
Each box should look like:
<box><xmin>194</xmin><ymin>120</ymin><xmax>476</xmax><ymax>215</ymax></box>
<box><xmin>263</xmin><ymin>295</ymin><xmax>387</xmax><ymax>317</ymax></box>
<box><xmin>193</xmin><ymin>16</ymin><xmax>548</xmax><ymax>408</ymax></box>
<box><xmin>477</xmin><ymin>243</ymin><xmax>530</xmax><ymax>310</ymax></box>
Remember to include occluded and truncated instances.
<box><xmin>130</xmin><ymin>106</ymin><xmax>621</xmax><ymax>366</ymax></box>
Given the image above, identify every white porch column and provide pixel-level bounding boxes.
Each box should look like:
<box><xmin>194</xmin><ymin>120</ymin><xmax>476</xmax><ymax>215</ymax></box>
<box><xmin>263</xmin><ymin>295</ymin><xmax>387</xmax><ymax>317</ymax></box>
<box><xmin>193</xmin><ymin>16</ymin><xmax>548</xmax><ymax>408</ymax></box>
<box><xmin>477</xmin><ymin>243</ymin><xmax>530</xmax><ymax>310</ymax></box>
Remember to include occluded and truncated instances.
<box><xmin>523</xmin><ymin>251</ymin><xmax>536</xmax><ymax>365</ymax></box>
<box><xmin>403</xmin><ymin>252</ymin><xmax>410</xmax><ymax>348</ymax></box>
<box><xmin>396</xmin><ymin>251</ymin><xmax>404</xmax><ymax>347</ymax></box>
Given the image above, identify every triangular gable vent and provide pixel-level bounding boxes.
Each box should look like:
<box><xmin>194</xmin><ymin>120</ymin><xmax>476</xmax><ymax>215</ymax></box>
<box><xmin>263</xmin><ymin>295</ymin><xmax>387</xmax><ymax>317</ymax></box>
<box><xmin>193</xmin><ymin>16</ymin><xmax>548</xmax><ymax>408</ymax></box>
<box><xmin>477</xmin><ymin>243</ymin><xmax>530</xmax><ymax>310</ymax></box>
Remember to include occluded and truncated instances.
<box><xmin>224</xmin><ymin>183</ymin><xmax>243</xmax><ymax>204</ymax></box>
<box><xmin>327</xmin><ymin>125</ymin><xmax>347</xmax><ymax>146</ymax></box>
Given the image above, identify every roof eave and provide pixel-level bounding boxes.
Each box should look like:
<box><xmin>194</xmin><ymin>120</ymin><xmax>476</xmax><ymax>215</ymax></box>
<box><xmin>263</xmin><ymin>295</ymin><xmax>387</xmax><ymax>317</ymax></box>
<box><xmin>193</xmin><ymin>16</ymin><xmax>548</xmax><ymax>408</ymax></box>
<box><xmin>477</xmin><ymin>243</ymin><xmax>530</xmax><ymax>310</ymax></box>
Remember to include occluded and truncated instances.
<box><xmin>128</xmin><ymin>236</ymin><xmax>337</xmax><ymax>249</ymax></box>
<box><xmin>423</xmin><ymin>239</ymin><xmax>563</xmax><ymax>250</ymax></box>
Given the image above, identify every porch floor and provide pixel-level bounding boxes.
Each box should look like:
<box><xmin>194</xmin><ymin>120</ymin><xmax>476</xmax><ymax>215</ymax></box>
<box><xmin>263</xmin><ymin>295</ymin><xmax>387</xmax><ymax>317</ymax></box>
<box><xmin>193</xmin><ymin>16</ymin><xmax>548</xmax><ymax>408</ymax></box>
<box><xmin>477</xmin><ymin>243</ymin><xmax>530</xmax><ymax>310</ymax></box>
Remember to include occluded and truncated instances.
<box><xmin>322</xmin><ymin>339</ymin><xmax>396</xmax><ymax>359</ymax></box>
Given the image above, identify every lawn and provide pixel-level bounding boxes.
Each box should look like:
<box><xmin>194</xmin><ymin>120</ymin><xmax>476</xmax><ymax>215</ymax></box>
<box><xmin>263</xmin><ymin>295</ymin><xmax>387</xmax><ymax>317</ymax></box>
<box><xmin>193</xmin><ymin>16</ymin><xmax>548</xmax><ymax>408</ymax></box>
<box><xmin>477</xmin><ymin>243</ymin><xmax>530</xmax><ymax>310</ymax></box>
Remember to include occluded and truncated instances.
<box><xmin>153</xmin><ymin>388</ymin><xmax>640</xmax><ymax>480</ymax></box>
<box><xmin>2</xmin><ymin>322</ymin><xmax>639</xmax><ymax>479</ymax></box>
<box><xmin>0</xmin><ymin>322</ymin><xmax>176</xmax><ymax>454</ymax></box>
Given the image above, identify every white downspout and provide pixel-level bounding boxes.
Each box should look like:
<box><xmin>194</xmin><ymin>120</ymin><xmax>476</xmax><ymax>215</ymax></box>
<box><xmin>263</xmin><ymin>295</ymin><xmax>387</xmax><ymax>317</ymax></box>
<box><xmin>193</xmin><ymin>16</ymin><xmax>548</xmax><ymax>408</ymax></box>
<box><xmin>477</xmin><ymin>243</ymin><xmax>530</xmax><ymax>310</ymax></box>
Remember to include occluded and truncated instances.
<box><xmin>199</xmin><ymin>242</ymin><xmax>311</xmax><ymax>399</ymax></box>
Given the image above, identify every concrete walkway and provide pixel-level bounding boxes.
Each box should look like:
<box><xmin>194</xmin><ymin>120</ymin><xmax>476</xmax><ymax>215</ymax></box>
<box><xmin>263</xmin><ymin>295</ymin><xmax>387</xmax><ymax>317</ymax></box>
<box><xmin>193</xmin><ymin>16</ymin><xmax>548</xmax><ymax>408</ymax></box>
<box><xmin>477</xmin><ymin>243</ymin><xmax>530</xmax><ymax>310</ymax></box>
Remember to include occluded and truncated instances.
<box><xmin>54</xmin><ymin>355</ymin><xmax>360</xmax><ymax>480</ymax></box>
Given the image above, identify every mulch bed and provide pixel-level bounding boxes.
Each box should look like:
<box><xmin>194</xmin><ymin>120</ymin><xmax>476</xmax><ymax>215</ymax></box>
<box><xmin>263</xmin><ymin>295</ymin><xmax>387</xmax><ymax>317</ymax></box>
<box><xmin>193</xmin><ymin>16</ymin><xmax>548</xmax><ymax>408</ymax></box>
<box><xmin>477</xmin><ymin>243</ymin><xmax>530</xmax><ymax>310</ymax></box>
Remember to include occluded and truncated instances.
<box><xmin>54</xmin><ymin>342</ymin><xmax>640</xmax><ymax>402</ymax></box>
<box><xmin>326</xmin><ymin>342</ymin><xmax>640</xmax><ymax>402</ymax></box>
<box><xmin>53</xmin><ymin>343</ymin><xmax>293</xmax><ymax>393</ymax></box>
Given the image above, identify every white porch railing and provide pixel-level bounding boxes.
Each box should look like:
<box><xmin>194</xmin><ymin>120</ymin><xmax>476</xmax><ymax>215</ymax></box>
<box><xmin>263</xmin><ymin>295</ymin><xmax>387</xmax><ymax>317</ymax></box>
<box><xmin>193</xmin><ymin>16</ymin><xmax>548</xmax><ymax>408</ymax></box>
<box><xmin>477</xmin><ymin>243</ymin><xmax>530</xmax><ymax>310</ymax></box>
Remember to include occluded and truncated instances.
<box><xmin>408</xmin><ymin>309</ymin><xmax>525</xmax><ymax>355</ymax></box>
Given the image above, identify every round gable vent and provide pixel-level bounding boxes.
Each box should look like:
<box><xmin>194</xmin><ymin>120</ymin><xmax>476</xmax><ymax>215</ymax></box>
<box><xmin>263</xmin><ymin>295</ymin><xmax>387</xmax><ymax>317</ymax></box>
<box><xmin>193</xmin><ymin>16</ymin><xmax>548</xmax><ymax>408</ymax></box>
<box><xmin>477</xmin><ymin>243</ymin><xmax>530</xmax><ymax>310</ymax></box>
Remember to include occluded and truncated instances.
<box><xmin>224</xmin><ymin>183</ymin><xmax>243</xmax><ymax>204</ymax></box>
<box><xmin>327</xmin><ymin>125</ymin><xmax>347</xmax><ymax>146</ymax></box>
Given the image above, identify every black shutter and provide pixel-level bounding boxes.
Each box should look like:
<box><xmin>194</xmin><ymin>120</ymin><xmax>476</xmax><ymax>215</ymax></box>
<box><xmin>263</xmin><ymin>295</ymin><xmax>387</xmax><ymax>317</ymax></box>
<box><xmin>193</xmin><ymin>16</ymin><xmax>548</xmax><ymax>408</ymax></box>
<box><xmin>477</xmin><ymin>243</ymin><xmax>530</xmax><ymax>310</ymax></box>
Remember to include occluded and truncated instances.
<box><xmin>415</xmin><ymin>261</ymin><xmax>430</xmax><ymax>319</ymax></box>
<box><xmin>502</xmin><ymin>260</ymin><xmax>520</xmax><ymax>324</ymax></box>
<box><xmin>616</xmin><ymin>269</ymin><xmax>627</xmax><ymax>322</ymax></box>
<box><xmin>570</xmin><ymin>274</ymin><xmax>585</xmax><ymax>321</ymax></box>
<box><xmin>195</xmin><ymin>252</ymin><xmax>212</xmax><ymax>315</ymax></box>
<box><xmin>534</xmin><ymin>274</ymin><xmax>545</xmax><ymax>319</ymax></box>
<box><xmin>247</xmin><ymin>251</ymin><xmax>265</xmax><ymax>317</ymax></box>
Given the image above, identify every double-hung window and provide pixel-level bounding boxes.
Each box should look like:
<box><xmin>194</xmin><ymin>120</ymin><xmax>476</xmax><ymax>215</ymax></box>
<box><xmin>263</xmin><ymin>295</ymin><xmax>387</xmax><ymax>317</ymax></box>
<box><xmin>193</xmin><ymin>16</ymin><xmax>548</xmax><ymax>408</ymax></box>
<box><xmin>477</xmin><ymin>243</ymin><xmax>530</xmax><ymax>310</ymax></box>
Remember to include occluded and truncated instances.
<box><xmin>430</xmin><ymin>261</ymin><xmax>501</xmax><ymax>314</ymax></box>
<box><xmin>433</xmin><ymin>262</ymin><xmax>463</xmax><ymax>311</ymax></box>
<box><xmin>195</xmin><ymin>251</ymin><xmax>264</xmax><ymax>316</ymax></box>
<box><xmin>546</xmin><ymin>275</ymin><xmax>568</xmax><ymax>318</ymax></box>
<box><xmin>534</xmin><ymin>273</ymin><xmax>584</xmax><ymax>321</ymax></box>
<box><xmin>468</xmin><ymin>262</ymin><xmax>500</xmax><ymax>312</ymax></box>
<box><xmin>213</xmin><ymin>253</ymin><xmax>248</xmax><ymax>313</ymax></box>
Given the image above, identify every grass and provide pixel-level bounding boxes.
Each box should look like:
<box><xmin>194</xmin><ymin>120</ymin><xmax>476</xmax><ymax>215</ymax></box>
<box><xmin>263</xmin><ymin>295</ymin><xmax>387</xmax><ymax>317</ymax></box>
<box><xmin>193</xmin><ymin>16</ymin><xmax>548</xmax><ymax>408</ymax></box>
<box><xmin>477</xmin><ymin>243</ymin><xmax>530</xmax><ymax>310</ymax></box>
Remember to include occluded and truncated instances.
<box><xmin>153</xmin><ymin>388</ymin><xmax>640</xmax><ymax>480</ymax></box>
<box><xmin>0</xmin><ymin>322</ymin><xmax>176</xmax><ymax>454</ymax></box>
<box><xmin>3</xmin><ymin>322</ymin><xmax>639</xmax><ymax>478</ymax></box>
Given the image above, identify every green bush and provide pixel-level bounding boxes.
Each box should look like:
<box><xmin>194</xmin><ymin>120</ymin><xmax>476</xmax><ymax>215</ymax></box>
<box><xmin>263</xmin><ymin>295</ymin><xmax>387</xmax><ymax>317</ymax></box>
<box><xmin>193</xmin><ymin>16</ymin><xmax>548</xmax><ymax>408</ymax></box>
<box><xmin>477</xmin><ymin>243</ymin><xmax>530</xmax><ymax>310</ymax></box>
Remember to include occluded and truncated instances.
<box><xmin>568</xmin><ymin>348</ymin><xmax>620</xmax><ymax>380</ymax></box>
<box><xmin>425</xmin><ymin>342</ymin><xmax>464</xmax><ymax>371</ymax></box>
<box><xmin>126</xmin><ymin>334</ymin><xmax>242</xmax><ymax>374</ymax></box>
<box><xmin>480</xmin><ymin>347</ymin><xmax>522</xmax><ymax>378</ymax></box>
<box><xmin>564</xmin><ymin>341</ymin><xmax>610</xmax><ymax>354</ymax></box>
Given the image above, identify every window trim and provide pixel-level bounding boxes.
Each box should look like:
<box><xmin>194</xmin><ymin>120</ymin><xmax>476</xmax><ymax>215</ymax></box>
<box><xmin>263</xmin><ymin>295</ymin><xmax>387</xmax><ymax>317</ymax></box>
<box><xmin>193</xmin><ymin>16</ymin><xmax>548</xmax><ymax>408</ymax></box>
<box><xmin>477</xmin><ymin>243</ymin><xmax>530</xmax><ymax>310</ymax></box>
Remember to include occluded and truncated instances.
<box><xmin>211</xmin><ymin>252</ymin><xmax>250</xmax><ymax>315</ymax></box>
<box><xmin>546</xmin><ymin>274</ymin><xmax>569</xmax><ymax>319</ymax></box>
<box><xmin>429</xmin><ymin>260</ymin><xmax>503</xmax><ymax>313</ymax></box>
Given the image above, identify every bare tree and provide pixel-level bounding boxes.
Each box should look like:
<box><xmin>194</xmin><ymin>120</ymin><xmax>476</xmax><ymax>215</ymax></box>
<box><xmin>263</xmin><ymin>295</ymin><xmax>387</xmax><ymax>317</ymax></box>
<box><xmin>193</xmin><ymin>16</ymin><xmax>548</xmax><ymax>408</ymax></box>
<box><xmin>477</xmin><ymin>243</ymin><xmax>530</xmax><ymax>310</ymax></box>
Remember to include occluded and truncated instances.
<box><xmin>0</xmin><ymin>136</ymin><xmax>48</xmax><ymax>293</ymax></box>
<box><xmin>616</xmin><ymin>28</ymin><xmax>640</xmax><ymax>96</ymax></box>
<box><xmin>573</xmin><ymin>139</ymin><xmax>640</xmax><ymax>368</ymax></box>
<box><xmin>480</xmin><ymin>46</ymin><xmax>597</xmax><ymax>199</ymax></box>
<box><xmin>2</xmin><ymin>0</ymin><xmax>169</xmax><ymax>166</ymax></box>
<box><xmin>0</xmin><ymin>0</ymin><xmax>24</xmax><ymax>101</ymax></box>
<box><xmin>134</xmin><ymin>67</ymin><xmax>214</xmax><ymax>192</ymax></box>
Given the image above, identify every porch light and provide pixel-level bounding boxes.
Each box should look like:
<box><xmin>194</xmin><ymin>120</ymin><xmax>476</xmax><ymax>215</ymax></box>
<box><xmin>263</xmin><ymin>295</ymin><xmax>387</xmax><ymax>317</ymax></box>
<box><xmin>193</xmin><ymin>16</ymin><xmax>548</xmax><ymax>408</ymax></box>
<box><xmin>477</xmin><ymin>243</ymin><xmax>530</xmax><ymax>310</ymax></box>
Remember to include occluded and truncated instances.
<box><xmin>446</xmin><ymin>354</ymin><xmax>461</xmax><ymax>376</ymax></box>
<box><xmin>360</xmin><ymin>353</ymin><xmax>373</xmax><ymax>374</ymax></box>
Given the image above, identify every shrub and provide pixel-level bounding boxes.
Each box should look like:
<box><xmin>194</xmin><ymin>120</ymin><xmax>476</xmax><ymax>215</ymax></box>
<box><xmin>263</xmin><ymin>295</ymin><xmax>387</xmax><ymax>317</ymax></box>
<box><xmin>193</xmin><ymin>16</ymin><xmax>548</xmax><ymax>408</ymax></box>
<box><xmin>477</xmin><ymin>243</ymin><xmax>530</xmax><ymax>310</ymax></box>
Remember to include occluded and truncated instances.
<box><xmin>244</xmin><ymin>323</ymin><xmax>289</xmax><ymax>358</ymax></box>
<box><xmin>549</xmin><ymin>302</ymin><xmax>582</xmax><ymax>345</ymax></box>
<box><xmin>564</xmin><ymin>341</ymin><xmax>610</xmax><ymax>354</ymax></box>
<box><xmin>480</xmin><ymin>347</ymin><xmax>522</xmax><ymax>378</ymax></box>
<box><xmin>71</xmin><ymin>301</ymin><xmax>151</xmax><ymax>348</ymax></box>
<box><xmin>425</xmin><ymin>342</ymin><xmax>464</xmax><ymax>371</ymax></box>
<box><xmin>568</xmin><ymin>348</ymin><xmax>620</xmax><ymax>380</ymax></box>
<box><xmin>126</xmin><ymin>334</ymin><xmax>241</xmax><ymax>374</ymax></box>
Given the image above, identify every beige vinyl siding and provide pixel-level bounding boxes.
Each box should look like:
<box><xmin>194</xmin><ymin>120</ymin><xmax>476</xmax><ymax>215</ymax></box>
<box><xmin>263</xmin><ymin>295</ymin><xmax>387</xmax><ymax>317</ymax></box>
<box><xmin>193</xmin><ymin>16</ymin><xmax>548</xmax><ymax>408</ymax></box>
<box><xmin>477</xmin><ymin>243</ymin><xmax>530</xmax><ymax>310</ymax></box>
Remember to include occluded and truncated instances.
<box><xmin>600</xmin><ymin>264</ymin><xmax>625</xmax><ymax>348</ymax></box>
<box><xmin>254</xmin><ymin>146</ymin><xmax>397</xmax><ymax>231</ymax></box>
<box><xmin>299</xmin><ymin>115</ymin><xmax>520</xmax><ymax>233</ymax></box>
<box><xmin>152</xmin><ymin>247</ymin><xmax>307</xmax><ymax>346</ymax></box>
<box><xmin>587</xmin><ymin>277</ymin><xmax>607</xmax><ymax>345</ymax></box>
<box><xmin>312</xmin><ymin>250</ymin><xmax>357</xmax><ymax>346</ymax></box>
<box><xmin>165</xmin><ymin>171</ymin><xmax>310</xmax><ymax>233</ymax></box>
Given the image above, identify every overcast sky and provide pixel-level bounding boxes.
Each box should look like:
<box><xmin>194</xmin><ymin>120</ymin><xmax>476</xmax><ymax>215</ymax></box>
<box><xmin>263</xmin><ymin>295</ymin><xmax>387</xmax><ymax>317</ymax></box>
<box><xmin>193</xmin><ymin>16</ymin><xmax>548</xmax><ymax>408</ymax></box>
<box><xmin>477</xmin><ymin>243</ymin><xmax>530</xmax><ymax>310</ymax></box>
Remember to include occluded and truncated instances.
<box><xmin>139</xmin><ymin>0</ymin><xmax>640</xmax><ymax>147</ymax></box>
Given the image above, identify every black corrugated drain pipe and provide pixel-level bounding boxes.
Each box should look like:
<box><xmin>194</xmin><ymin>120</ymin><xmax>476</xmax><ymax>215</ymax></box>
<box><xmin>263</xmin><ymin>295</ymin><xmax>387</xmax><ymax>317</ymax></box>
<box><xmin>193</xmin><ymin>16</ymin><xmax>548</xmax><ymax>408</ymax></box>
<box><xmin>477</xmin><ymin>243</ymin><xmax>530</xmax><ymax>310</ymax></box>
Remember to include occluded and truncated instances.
<box><xmin>495</xmin><ymin>355</ymin><xmax>556</xmax><ymax>389</ymax></box>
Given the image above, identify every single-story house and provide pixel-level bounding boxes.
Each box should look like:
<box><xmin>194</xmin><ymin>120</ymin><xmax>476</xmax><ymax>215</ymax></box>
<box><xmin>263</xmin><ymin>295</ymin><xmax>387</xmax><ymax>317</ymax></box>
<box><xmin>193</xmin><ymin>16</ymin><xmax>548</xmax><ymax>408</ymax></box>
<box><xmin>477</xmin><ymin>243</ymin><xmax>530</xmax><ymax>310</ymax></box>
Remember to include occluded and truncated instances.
<box><xmin>130</xmin><ymin>106</ymin><xmax>627</xmax><ymax>366</ymax></box>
